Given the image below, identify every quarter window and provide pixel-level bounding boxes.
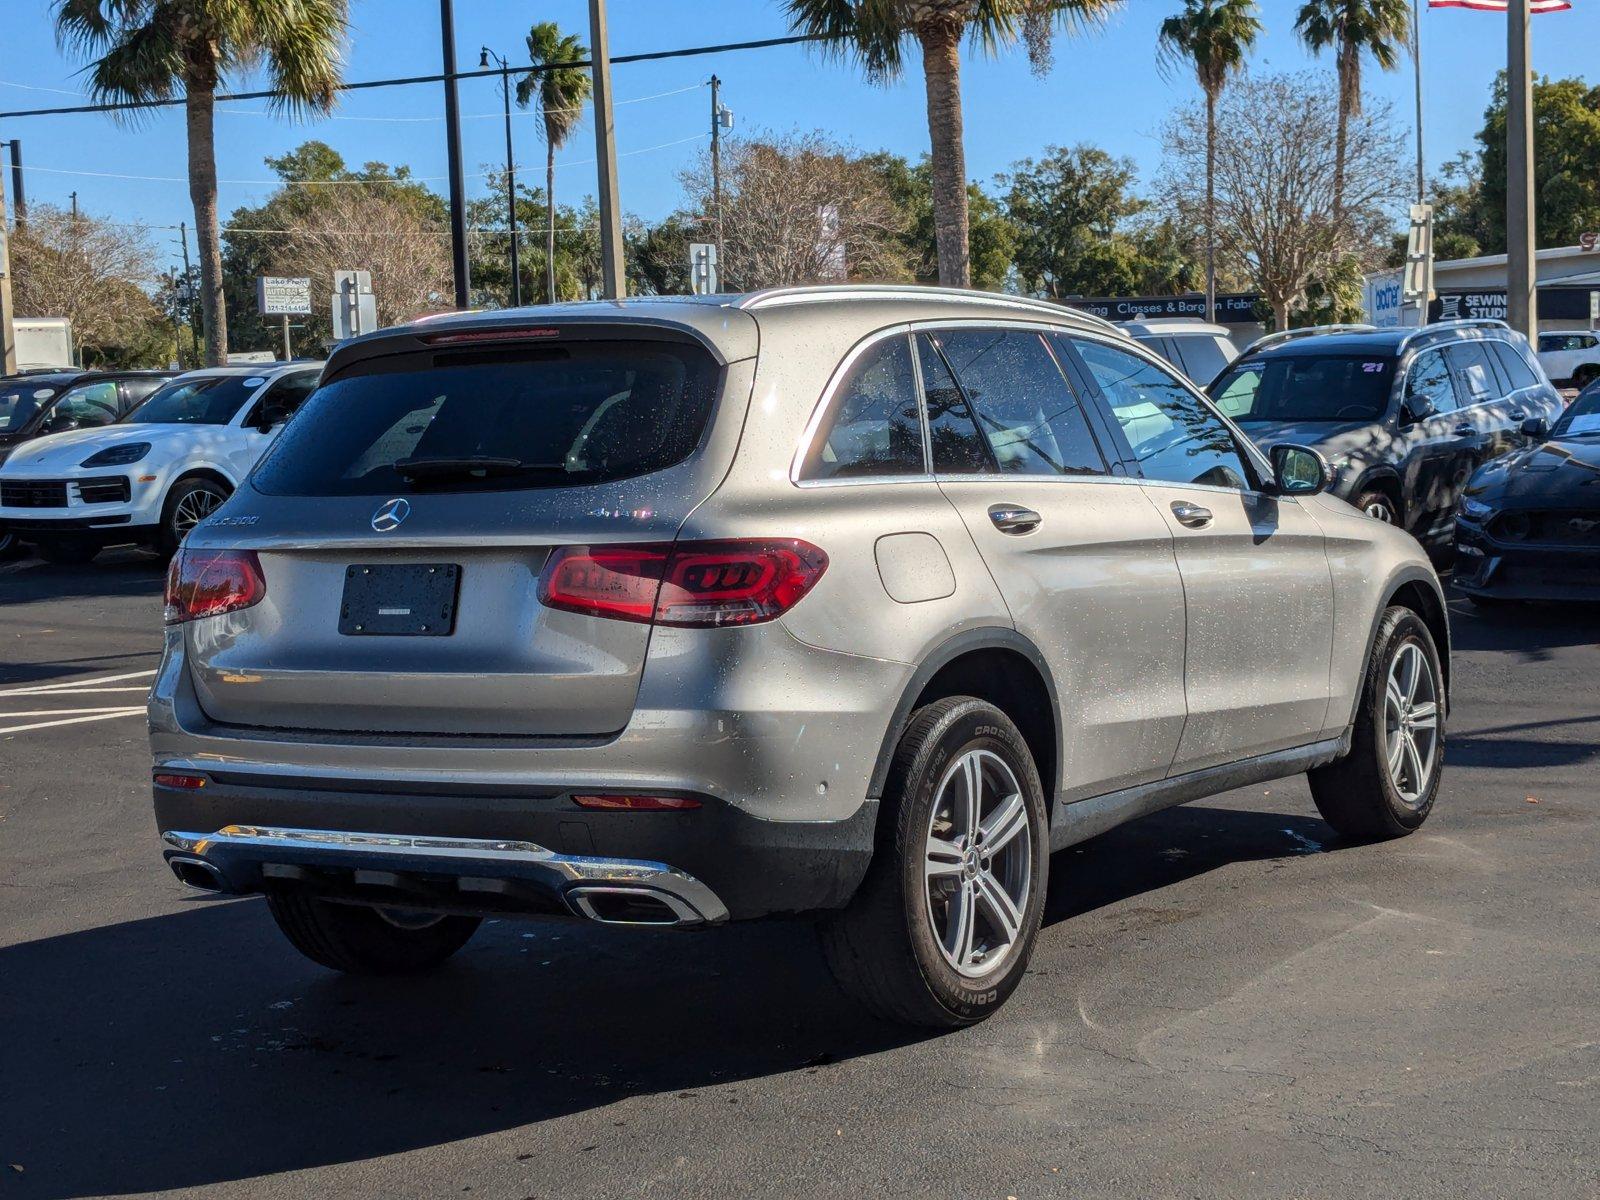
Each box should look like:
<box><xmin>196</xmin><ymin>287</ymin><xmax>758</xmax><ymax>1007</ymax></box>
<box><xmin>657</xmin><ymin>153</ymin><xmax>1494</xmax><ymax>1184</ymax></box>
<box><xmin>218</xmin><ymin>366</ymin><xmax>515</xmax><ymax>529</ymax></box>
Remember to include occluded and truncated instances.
<box><xmin>800</xmin><ymin>335</ymin><xmax>925</xmax><ymax>480</ymax></box>
<box><xmin>934</xmin><ymin>329</ymin><xmax>1107</xmax><ymax>476</ymax></box>
<box><xmin>1488</xmin><ymin>341</ymin><xmax>1539</xmax><ymax>391</ymax></box>
<box><xmin>916</xmin><ymin>333</ymin><xmax>991</xmax><ymax>474</ymax></box>
<box><xmin>1070</xmin><ymin>338</ymin><xmax>1250</xmax><ymax>489</ymax></box>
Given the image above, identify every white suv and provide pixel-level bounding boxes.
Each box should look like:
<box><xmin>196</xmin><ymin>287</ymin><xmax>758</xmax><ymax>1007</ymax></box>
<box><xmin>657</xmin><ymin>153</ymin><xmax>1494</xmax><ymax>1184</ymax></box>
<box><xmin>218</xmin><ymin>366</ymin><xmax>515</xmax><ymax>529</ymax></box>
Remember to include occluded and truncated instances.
<box><xmin>1536</xmin><ymin>331</ymin><xmax>1600</xmax><ymax>388</ymax></box>
<box><xmin>0</xmin><ymin>363</ymin><xmax>320</xmax><ymax>563</ymax></box>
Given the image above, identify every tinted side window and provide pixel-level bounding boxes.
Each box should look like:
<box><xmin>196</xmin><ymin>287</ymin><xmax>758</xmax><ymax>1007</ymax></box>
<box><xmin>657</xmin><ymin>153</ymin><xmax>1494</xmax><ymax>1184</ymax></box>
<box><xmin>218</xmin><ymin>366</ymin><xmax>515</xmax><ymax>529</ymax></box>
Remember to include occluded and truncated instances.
<box><xmin>916</xmin><ymin>333</ymin><xmax>991</xmax><ymax>474</ymax></box>
<box><xmin>1174</xmin><ymin>335</ymin><xmax>1232</xmax><ymax>387</ymax></box>
<box><xmin>120</xmin><ymin>378</ymin><xmax>165</xmax><ymax>412</ymax></box>
<box><xmin>1406</xmin><ymin>349</ymin><xmax>1457</xmax><ymax>416</ymax></box>
<box><xmin>934</xmin><ymin>329</ymin><xmax>1106</xmax><ymax>476</ymax></box>
<box><xmin>800</xmin><ymin>336</ymin><xmax>924</xmax><ymax>480</ymax></box>
<box><xmin>1489</xmin><ymin>341</ymin><xmax>1539</xmax><ymax>391</ymax></box>
<box><xmin>1445</xmin><ymin>343</ymin><xmax>1500</xmax><ymax>405</ymax></box>
<box><xmin>1072</xmin><ymin>339</ymin><xmax>1249</xmax><ymax>489</ymax></box>
<box><xmin>248</xmin><ymin>372</ymin><xmax>320</xmax><ymax>429</ymax></box>
<box><xmin>53</xmin><ymin>381</ymin><xmax>120</xmax><ymax>428</ymax></box>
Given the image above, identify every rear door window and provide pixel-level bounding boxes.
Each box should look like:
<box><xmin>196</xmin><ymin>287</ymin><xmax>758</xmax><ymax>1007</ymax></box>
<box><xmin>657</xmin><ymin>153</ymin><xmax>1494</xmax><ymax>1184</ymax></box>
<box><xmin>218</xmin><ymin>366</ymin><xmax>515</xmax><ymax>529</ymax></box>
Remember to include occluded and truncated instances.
<box><xmin>916</xmin><ymin>333</ymin><xmax>991</xmax><ymax>474</ymax></box>
<box><xmin>50</xmin><ymin>380</ymin><xmax>121</xmax><ymax>429</ymax></box>
<box><xmin>1445</xmin><ymin>343</ymin><xmax>1500</xmax><ymax>406</ymax></box>
<box><xmin>253</xmin><ymin>340</ymin><xmax>720</xmax><ymax>496</ymax></box>
<box><xmin>1173</xmin><ymin>335</ymin><xmax>1232</xmax><ymax>387</ymax></box>
<box><xmin>934</xmin><ymin>329</ymin><xmax>1107</xmax><ymax>476</ymax></box>
<box><xmin>800</xmin><ymin>335</ymin><xmax>924</xmax><ymax>480</ymax></box>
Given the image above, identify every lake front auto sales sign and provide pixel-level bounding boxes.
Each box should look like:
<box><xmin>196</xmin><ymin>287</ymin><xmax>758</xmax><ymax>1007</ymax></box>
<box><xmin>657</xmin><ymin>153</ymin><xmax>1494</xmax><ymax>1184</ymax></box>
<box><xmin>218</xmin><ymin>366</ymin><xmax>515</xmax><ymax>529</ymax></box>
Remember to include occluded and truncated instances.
<box><xmin>255</xmin><ymin>276</ymin><xmax>313</xmax><ymax>317</ymax></box>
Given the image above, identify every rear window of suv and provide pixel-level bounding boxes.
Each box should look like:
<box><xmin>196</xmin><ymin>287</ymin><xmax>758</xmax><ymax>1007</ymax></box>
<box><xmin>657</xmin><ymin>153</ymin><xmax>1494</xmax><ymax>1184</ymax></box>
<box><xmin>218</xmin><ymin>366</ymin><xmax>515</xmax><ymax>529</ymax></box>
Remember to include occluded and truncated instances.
<box><xmin>253</xmin><ymin>341</ymin><xmax>720</xmax><ymax>495</ymax></box>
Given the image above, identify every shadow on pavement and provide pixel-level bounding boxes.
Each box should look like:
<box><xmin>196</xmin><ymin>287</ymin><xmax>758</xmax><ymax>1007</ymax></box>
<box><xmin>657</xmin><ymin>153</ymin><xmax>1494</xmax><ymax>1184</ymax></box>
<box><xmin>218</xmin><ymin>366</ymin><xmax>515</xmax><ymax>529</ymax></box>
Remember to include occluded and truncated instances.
<box><xmin>0</xmin><ymin>800</ymin><xmax>1342</xmax><ymax>1197</ymax></box>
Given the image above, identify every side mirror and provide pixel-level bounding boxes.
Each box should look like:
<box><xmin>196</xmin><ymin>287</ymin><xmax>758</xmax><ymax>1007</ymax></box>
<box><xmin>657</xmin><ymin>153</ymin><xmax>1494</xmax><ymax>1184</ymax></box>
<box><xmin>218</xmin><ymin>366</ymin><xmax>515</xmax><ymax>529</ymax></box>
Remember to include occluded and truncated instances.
<box><xmin>47</xmin><ymin>414</ymin><xmax>80</xmax><ymax>433</ymax></box>
<box><xmin>1399</xmin><ymin>395</ymin><xmax>1436</xmax><ymax>426</ymax></box>
<box><xmin>1520</xmin><ymin>415</ymin><xmax>1549</xmax><ymax>440</ymax></box>
<box><xmin>254</xmin><ymin>404</ymin><xmax>289</xmax><ymax>433</ymax></box>
<box><xmin>1269</xmin><ymin>443</ymin><xmax>1333</xmax><ymax>496</ymax></box>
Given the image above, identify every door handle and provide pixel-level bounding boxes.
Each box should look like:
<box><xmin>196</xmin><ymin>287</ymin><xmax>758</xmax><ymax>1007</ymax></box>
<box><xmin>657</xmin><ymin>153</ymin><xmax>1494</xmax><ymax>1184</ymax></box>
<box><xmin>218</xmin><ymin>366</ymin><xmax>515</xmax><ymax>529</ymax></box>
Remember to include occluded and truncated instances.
<box><xmin>1508</xmin><ymin>408</ymin><xmax>1527</xmax><ymax>421</ymax></box>
<box><xmin>1453</xmin><ymin>423</ymin><xmax>1476</xmax><ymax>437</ymax></box>
<box><xmin>1170</xmin><ymin>500</ymin><xmax>1213</xmax><ymax>528</ymax></box>
<box><xmin>988</xmin><ymin>504</ymin><xmax>1042</xmax><ymax>535</ymax></box>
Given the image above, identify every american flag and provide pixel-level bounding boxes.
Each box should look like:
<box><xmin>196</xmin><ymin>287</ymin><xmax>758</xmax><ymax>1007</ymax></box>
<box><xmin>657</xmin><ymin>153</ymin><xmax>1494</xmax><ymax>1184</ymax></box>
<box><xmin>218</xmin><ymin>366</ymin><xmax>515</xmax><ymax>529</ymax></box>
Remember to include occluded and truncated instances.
<box><xmin>1428</xmin><ymin>1</ymin><xmax>1572</xmax><ymax>11</ymax></box>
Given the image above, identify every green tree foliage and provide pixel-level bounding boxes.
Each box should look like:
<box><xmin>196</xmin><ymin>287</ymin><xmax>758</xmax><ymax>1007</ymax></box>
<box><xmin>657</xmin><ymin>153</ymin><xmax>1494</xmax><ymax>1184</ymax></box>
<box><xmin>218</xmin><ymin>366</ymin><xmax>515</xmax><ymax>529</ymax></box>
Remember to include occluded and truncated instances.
<box><xmin>516</xmin><ymin>22</ymin><xmax>591</xmax><ymax>304</ymax></box>
<box><xmin>859</xmin><ymin>152</ymin><xmax>1017</xmax><ymax>290</ymax></box>
<box><xmin>1000</xmin><ymin>145</ymin><xmax>1196</xmax><ymax>298</ymax></box>
<box><xmin>56</xmin><ymin>0</ymin><xmax>349</xmax><ymax>364</ymax></box>
<box><xmin>1479</xmin><ymin>73</ymin><xmax>1600</xmax><ymax>251</ymax></box>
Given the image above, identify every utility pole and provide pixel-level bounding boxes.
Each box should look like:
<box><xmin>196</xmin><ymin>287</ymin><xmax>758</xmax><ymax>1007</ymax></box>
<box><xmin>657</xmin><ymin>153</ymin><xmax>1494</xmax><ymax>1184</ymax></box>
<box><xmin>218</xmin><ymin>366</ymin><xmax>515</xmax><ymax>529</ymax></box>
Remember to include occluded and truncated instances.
<box><xmin>1</xmin><ymin>140</ymin><xmax>23</xmax><ymax>227</ymax></box>
<box><xmin>480</xmin><ymin>47</ymin><xmax>521</xmax><ymax>307</ymax></box>
<box><xmin>588</xmin><ymin>0</ymin><xmax>626</xmax><ymax>299</ymax></box>
<box><xmin>178</xmin><ymin>221</ymin><xmax>199</xmax><ymax>363</ymax></box>
<box><xmin>710</xmin><ymin>75</ymin><xmax>724</xmax><ymax>270</ymax></box>
<box><xmin>440</xmin><ymin>0</ymin><xmax>472</xmax><ymax>308</ymax></box>
<box><xmin>1411</xmin><ymin>0</ymin><xmax>1425</xmax><ymax>204</ymax></box>
<box><xmin>1506</xmin><ymin>0</ymin><xmax>1536</xmax><ymax>343</ymax></box>
<box><xmin>70</xmin><ymin>191</ymin><xmax>78</xmax><ymax>221</ymax></box>
<box><xmin>0</xmin><ymin>160</ymin><xmax>16</xmax><ymax>375</ymax></box>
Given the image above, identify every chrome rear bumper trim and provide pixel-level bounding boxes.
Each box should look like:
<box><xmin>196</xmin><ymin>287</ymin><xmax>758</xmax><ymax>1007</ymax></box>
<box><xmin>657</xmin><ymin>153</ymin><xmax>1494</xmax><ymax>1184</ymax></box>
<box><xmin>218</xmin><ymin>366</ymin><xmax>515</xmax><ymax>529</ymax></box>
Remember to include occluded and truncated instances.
<box><xmin>161</xmin><ymin>825</ymin><xmax>730</xmax><ymax>926</ymax></box>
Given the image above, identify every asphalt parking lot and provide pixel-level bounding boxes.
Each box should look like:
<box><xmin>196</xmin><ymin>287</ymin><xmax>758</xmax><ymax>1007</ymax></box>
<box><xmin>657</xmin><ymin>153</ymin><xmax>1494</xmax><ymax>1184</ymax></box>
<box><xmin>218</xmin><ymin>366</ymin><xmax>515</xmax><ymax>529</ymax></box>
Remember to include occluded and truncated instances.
<box><xmin>2</xmin><ymin>547</ymin><xmax>1597</xmax><ymax>1200</ymax></box>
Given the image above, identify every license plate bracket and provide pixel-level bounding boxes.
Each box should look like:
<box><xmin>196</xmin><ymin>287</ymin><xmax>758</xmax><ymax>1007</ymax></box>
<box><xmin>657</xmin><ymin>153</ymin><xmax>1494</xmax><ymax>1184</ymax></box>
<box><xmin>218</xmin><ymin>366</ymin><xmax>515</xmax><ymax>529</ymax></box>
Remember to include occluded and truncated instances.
<box><xmin>339</xmin><ymin>564</ymin><xmax>460</xmax><ymax>636</ymax></box>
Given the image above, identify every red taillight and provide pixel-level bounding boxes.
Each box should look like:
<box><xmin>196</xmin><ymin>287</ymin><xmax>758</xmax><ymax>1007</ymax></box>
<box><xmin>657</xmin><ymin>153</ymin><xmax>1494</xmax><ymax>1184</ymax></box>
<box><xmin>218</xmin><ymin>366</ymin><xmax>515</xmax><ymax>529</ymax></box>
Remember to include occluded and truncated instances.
<box><xmin>164</xmin><ymin>548</ymin><xmax>266</xmax><ymax>625</ymax></box>
<box><xmin>537</xmin><ymin>539</ymin><xmax>827</xmax><ymax>628</ymax></box>
<box><xmin>153</xmin><ymin>772</ymin><xmax>208</xmax><ymax>790</ymax></box>
<box><xmin>571</xmin><ymin>794</ymin><xmax>702</xmax><ymax>811</ymax></box>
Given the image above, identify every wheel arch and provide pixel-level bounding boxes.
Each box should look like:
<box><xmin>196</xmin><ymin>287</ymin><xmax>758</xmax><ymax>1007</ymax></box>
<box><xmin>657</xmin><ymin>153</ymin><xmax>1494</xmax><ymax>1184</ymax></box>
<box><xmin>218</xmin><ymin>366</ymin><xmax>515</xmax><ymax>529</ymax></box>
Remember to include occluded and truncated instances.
<box><xmin>1379</xmin><ymin>567</ymin><xmax>1452</xmax><ymax>705</ymax></box>
<box><xmin>867</xmin><ymin>628</ymin><xmax>1060</xmax><ymax>810</ymax></box>
<box><xmin>166</xmin><ymin>465</ymin><xmax>238</xmax><ymax>496</ymax></box>
<box><xmin>1350</xmin><ymin>467</ymin><xmax>1404</xmax><ymax>521</ymax></box>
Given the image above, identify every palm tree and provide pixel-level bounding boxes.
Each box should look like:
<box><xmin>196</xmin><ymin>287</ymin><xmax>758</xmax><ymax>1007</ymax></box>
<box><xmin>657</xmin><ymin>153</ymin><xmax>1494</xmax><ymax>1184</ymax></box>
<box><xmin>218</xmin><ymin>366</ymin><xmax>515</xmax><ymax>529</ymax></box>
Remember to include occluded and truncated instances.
<box><xmin>516</xmin><ymin>22</ymin><xmax>590</xmax><ymax>305</ymax></box>
<box><xmin>785</xmin><ymin>0</ymin><xmax>1122</xmax><ymax>289</ymax></box>
<box><xmin>56</xmin><ymin>1</ymin><xmax>347</xmax><ymax>366</ymax></box>
<box><xmin>1158</xmin><ymin>0</ymin><xmax>1261</xmax><ymax>325</ymax></box>
<box><xmin>1295</xmin><ymin>0</ymin><xmax>1410</xmax><ymax>219</ymax></box>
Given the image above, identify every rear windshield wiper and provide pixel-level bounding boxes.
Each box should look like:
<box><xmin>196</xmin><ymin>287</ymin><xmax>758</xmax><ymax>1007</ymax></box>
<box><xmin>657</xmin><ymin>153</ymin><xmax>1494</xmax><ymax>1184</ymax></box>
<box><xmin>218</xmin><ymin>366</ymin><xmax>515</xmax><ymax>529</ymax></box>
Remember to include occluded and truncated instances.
<box><xmin>394</xmin><ymin>455</ymin><xmax>537</xmax><ymax>482</ymax></box>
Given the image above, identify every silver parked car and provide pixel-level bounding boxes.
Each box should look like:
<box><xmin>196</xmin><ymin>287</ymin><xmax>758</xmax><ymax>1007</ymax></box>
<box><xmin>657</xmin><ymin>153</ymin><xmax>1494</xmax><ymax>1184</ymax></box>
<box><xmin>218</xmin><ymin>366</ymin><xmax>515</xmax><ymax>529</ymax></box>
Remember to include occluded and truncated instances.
<box><xmin>150</xmin><ymin>286</ymin><xmax>1450</xmax><ymax>1027</ymax></box>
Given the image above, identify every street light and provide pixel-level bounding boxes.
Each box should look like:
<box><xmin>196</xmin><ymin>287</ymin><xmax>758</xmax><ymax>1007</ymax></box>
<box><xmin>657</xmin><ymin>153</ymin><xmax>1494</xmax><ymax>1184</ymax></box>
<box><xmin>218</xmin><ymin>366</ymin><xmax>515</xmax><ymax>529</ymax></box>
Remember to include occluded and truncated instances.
<box><xmin>480</xmin><ymin>46</ymin><xmax>523</xmax><ymax>307</ymax></box>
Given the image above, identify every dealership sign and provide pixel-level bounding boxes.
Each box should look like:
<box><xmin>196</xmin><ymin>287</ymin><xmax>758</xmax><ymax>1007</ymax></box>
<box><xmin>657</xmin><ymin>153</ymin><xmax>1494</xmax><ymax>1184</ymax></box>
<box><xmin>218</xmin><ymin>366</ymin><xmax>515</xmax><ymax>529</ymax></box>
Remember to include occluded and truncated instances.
<box><xmin>1059</xmin><ymin>293</ymin><xmax>1262</xmax><ymax>325</ymax></box>
<box><xmin>255</xmin><ymin>276</ymin><xmax>313</xmax><ymax>316</ymax></box>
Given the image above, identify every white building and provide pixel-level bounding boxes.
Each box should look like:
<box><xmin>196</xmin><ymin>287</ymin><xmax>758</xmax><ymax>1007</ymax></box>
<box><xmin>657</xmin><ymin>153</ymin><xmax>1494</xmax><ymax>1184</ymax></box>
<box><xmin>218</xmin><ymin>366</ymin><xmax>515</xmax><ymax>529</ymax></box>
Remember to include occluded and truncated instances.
<box><xmin>1365</xmin><ymin>242</ymin><xmax>1600</xmax><ymax>332</ymax></box>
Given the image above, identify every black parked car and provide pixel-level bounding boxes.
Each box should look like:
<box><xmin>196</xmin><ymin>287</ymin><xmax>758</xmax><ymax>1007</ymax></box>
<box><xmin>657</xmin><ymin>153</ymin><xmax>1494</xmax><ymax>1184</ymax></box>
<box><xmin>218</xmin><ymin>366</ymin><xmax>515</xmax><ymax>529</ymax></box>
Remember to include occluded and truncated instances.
<box><xmin>1455</xmin><ymin>385</ymin><xmax>1600</xmax><ymax>604</ymax></box>
<box><xmin>1210</xmin><ymin>320</ymin><xmax>1565</xmax><ymax>552</ymax></box>
<box><xmin>0</xmin><ymin>369</ymin><xmax>175</xmax><ymax>555</ymax></box>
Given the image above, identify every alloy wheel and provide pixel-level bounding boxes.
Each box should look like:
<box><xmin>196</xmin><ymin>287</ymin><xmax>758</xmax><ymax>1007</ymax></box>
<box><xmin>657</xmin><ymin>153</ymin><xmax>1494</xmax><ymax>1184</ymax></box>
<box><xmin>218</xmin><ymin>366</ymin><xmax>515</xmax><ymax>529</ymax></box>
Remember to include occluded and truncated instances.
<box><xmin>1364</xmin><ymin>499</ymin><xmax>1395</xmax><ymax>523</ymax></box>
<box><xmin>173</xmin><ymin>488</ymin><xmax>224</xmax><ymax>535</ymax></box>
<box><xmin>923</xmin><ymin>749</ymin><xmax>1033</xmax><ymax>978</ymax></box>
<box><xmin>1383</xmin><ymin>640</ymin><xmax>1440</xmax><ymax>807</ymax></box>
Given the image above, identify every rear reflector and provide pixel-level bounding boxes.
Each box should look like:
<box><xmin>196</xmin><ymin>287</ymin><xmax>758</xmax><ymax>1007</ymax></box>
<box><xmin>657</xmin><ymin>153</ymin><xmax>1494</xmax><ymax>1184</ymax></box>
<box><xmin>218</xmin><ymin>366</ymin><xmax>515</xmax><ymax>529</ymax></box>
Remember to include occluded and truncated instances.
<box><xmin>164</xmin><ymin>548</ymin><xmax>266</xmax><ymax>625</ymax></box>
<box><xmin>571</xmin><ymin>794</ymin><xmax>702</xmax><ymax>812</ymax></box>
<box><xmin>538</xmin><ymin>539</ymin><xmax>827</xmax><ymax>628</ymax></box>
<box><xmin>153</xmin><ymin>772</ymin><xmax>208</xmax><ymax>789</ymax></box>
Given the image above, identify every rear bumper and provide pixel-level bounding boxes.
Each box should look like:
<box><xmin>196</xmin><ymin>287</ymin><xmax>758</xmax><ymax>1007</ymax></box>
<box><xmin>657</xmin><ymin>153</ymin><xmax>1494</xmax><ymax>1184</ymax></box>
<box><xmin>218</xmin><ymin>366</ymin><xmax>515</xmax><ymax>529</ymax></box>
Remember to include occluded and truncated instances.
<box><xmin>162</xmin><ymin>825</ymin><xmax>732</xmax><ymax>927</ymax></box>
<box><xmin>1454</xmin><ymin>520</ymin><xmax>1600</xmax><ymax>600</ymax></box>
<box><xmin>153</xmin><ymin>774</ymin><xmax>877</xmax><ymax>920</ymax></box>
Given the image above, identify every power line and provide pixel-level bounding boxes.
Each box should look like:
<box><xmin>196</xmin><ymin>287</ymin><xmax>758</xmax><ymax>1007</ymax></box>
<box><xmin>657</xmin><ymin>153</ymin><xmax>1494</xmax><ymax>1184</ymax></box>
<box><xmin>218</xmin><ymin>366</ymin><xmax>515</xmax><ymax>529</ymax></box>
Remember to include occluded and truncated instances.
<box><xmin>211</xmin><ymin>81</ymin><xmax>705</xmax><ymax>123</ymax></box>
<box><xmin>0</xmin><ymin>34</ymin><xmax>819</xmax><ymax>122</ymax></box>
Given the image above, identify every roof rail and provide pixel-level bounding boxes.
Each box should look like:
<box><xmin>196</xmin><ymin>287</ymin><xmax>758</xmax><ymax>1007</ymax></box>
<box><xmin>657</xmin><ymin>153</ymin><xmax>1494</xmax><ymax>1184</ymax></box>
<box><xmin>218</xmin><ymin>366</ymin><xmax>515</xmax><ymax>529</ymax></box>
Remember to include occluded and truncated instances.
<box><xmin>1398</xmin><ymin>317</ymin><xmax>1512</xmax><ymax>353</ymax></box>
<box><xmin>734</xmin><ymin>284</ymin><xmax>1124</xmax><ymax>334</ymax></box>
<box><xmin>1243</xmin><ymin>323</ymin><xmax>1379</xmax><ymax>354</ymax></box>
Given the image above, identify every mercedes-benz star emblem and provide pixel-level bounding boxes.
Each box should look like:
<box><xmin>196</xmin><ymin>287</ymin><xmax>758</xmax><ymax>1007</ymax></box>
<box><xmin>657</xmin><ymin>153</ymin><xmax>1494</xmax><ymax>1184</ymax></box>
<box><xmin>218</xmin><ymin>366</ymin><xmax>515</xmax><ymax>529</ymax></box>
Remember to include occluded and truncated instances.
<box><xmin>371</xmin><ymin>497</ymin><xmax>410</xmax><ymax>532</ymax></box>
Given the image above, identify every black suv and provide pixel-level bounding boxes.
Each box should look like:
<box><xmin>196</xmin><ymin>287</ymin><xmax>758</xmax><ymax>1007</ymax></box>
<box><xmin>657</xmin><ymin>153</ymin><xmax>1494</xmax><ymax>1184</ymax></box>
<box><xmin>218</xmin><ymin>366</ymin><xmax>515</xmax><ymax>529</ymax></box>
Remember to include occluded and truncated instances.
<box><xmin>1209</xmin><ymin>320</ymin><xmax>1564</xmax><ymax>550</ymax></box>
<box><xmin>0</xmin><ymin>369</ymin><xmax>176</xmax><ymax>555</ymax></box>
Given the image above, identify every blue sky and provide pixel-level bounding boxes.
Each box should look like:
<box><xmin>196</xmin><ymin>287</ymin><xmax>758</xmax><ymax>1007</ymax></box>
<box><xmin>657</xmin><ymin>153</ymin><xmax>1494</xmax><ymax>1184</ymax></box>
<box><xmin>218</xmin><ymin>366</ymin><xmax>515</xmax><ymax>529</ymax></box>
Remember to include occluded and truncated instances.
<box><xmin>0</xmin><ymin>0</ymin><xmax>1595</xmax><ymax>266</ymax></box>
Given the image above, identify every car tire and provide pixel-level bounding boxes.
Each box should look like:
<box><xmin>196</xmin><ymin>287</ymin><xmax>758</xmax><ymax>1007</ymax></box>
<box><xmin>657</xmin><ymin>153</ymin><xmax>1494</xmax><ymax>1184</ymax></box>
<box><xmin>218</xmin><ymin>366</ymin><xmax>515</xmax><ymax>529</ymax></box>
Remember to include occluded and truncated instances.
<box><xmin>820</xmin><ymin>696</ymin><xmax>1049</xmax><ymax>1028</ymax></box>
<box><xmin>1309</xmin><ymin>606</ymin><xmax>1445</xmax><ymax>841</ymax></box>
<box><xmin>159</xmin><ymin>477</ymin><xmax>231</xmax><ymax>556</ymax></box>
<box><xmin>0</xmin><ymin>530</ymin><xmax>23</xmax><ymax>561</ymax></box>
<box><xmin>34</xmin><ymin>538</ymin><xmax>100</xmax><ymax>565</ymax></box>
<box><xmin>266</xmin><ymin>891</ymin><xmax>481</xmax><ymax>975</ymax></box>
<box><xmin>1353</xmin><ymin>489</ymin><xmax>1399</xmax><ymax>525</ymax></box>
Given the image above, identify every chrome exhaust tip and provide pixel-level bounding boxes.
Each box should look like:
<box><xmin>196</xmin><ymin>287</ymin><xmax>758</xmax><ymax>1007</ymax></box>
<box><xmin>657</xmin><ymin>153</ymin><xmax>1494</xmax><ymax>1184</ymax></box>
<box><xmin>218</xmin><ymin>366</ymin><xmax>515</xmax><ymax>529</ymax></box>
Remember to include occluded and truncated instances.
<box><xmin>169</xmin><ymin>855</ymin><xmax>228</xmax><ymax>893</ymax></box>
<box><xmin>566</xmin><ymin>885</ymin><xmax>704</xmax><ymax>927</ymax></box>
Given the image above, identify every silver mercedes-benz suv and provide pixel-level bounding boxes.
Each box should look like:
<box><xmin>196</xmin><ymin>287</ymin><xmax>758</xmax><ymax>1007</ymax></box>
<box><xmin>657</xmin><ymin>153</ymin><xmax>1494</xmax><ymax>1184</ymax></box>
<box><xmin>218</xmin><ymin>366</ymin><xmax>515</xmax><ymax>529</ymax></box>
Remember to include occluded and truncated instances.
<box><xmin>150</xmin><ymin>286</ymin><xmax>1450</xmax><ymax>1027</ymax></box>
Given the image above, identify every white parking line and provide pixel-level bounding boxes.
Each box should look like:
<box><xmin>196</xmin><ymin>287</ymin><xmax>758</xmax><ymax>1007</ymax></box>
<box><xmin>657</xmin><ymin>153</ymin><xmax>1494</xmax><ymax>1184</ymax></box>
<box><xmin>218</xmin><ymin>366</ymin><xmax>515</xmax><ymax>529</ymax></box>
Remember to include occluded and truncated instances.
<box><xmin>0</xmin><ymin>707</ymin><xmax>152</xmax><ymax>718</ymax></box>
<box><xmin>0</xmin><ymin>708</ymin><xmax>148</xmax><ymax>736</ymax></box>
<box><xmin>0</xmin><ymin>669</ymin><xmax>158</xmax><ymax>698</ymax></box>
